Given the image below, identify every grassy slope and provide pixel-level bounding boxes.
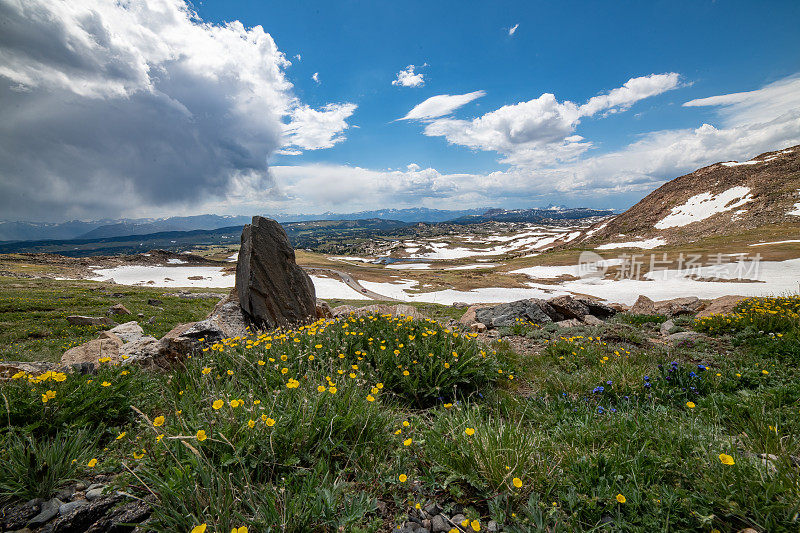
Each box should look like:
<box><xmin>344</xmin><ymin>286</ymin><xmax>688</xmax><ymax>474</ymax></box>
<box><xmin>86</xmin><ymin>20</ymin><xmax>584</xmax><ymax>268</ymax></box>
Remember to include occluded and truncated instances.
<box><xmin>0</xmin><ymin>277</ymin><xmax>225</xmax><ymax>363</ymax></box>
<box><xmin>1</xmin><ymin>280</ymin><xmax>799</xmax><ymax>531</ymax></box>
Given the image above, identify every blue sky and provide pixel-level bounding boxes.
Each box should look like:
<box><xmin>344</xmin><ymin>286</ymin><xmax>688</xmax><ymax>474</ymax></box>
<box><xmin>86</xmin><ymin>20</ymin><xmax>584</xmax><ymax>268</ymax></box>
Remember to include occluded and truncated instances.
<box><xmin>195</xmin><ymin>0</ymin><xmax>800</xmax><ymax>176</ymax></box>
<box><xmin>1</xmin><ymin>0</ymin><xmax>799</xmax><ymax>220</ymax></box>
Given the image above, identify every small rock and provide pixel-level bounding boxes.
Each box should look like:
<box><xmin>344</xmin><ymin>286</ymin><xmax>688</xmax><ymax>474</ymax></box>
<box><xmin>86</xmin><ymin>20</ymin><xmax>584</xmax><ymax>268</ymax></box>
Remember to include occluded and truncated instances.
<box><xmin>87</xmin><ymin>483</ymin><xmax>104</xmax><ymax>491</ymax></box>
<box><xmin>737</xmin><ymin>529</ymin><xmax>759</xmax><ymax>533</ymax></box>
<box><xmin>74</xmin><ymin>482</ymin><xmax>87</xmax><ymax>491</ymax></box>
<box><xmin>147</xmin><ymin>299</ymin><xmax>163</xmax><ymax>306</ymax></box>
<box><xmin>667</xmin><ymin>331</ymin><xmax>702</xmax><ymax>343</ymax></box>
<box><xmin>556</xmin><ymin>318</ymin><xmax>582</xmax><ymax>328</ymax></box>
<box><xmin>315</xmin><ymin>299</ymin><xmax>333</xmax><ymax>319</ymax></box>
<box><xmin>58</xmin><ymin>500</ymin><xmax>88</xmax><ymax>516</ymax></box>
<box><xmin>61</xmin><ymin>336</ymin><xmax>122</xmax><ymax>366</ymax></box>
<box><xmin>660</xmin><ymin>319</ymin><xmax>675</xmax><ymax>336</ymax></box>
<box><xmin>549</xmin><ymin>295</ymin><xmax>591</xmax><ymax>319</ymax></box>
<box><xmin>66</xmin><ymin>316</ymin><xmax>117</xmax><ymax>327</ymax></box>
<box><xmin>583</xmin><ymin>314</ymin><xmax>603</xmax><ymax>326</ymax></box>
<box><xmin>451</xmin><ymin>514</ymin><xmax>466</xmax><ymax>526</ymax></box>
<box><xmin>85</xmin><ymin>488</ymin><xmax>105</xmax><ymax>501</ymax></box>
<box><xmin>108</xmin><ymin>303</ymin><xmax>131</xmax><ymax>315</ymax></box>
<box><xmin>147</xmin><ymin>316</ymin><xmax>156</xmax><ymax>324</ymax></box>
<box><xmin>137</xmin><ymin>312</ymin><xmax>144</xmax><ymax>318</ymax></box>
<box><xmin>430</xmin><ymin>514</ymin><xmax>450</xmax><ymax>533</ymax></box>
<box><xmin>54</xmin><ymin>487</ymin><xmax>74</xmax><ymax>501</ymax></box>
<box><xmin>422</xmin><ymin>518</ymin><xmax>432</xmax><ymax>530</ymax></box>
<box><xmin>487</xmin><ymin>520</ymin><xmax>498</xmax><ymax>532</ymax></box>
<box><xmin>108</xmin><ymin>322</ymin><xmax>144</xmax><ymax>343</ymax></box>
<box><xmin>470</xmin><ymin>322</ymin><xmax>487</xmax><ymax>333</ymax></box>
<box><xmin>26</xmin><ymin>498</ymin><xmax>62</xmax><ymax>527</ymax></box>
<box><xmin>423</xmin><ymin>502</ymin><xmax>441</xmax><ymax>516</ymax></box>
<box><xmin>629</xmin><ymin>295</ymin><xmax>656</xmax><ymax>315</ymax></box>
<box><xmin>452</xmin><ymin>301</ymin><xmax>468</xmax><ymax>309</ymax></box>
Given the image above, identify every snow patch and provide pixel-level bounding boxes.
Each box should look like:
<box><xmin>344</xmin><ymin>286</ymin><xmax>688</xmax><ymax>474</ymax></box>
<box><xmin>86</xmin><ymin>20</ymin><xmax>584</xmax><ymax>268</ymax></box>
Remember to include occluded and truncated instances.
<box><xmin>788</xmin><ymin>189</ymin><xmax>800</xmax><ymax>216</ymax></box>
<box><xmin>749</xmin><ymin>239</ymin><xmax>800</xmax><ymax>246</ymax></box>
<box><xmin>596</xmin><ymin>237</ymin><xmax>667</xmax><ymax>250</ymax></box>
<box><xmin>90</xmin><ymin>266</ymin><xmax>233</xmax><ymax>288</ymax></box>
<box><xmin>655</xmin><ymin>186</ymin><xmax>753</xmax><ymax>229</ymax></box>
<box><xmin>309</xmin><ymin>275</ymin><xmax>370</xmax><ymax>300</ymax></box>
<box><xmin>385</xmin><ymin>263</ymin><xmax>432</xmax><ymax>270</ymax></box>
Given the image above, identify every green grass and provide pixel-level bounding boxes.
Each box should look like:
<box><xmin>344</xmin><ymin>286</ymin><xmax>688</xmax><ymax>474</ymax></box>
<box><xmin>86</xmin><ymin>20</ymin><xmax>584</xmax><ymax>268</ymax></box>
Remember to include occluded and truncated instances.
<box><xmin>0</xmin><ymin>277</ymin><xmax>224</xmax><ymax>362</ymax></box>
<box><xmin>1</xmin><ymin>290</ymin><xmax>799</xmax><ymax>532</ymax></box>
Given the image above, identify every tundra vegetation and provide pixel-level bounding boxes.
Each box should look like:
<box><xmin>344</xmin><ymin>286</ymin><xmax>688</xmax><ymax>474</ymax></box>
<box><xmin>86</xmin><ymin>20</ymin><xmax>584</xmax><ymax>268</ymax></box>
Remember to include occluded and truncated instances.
<box><xmin>1</xmin><ymin>279</ymin><xmax>799</xmax><ymax>532</ymax></box>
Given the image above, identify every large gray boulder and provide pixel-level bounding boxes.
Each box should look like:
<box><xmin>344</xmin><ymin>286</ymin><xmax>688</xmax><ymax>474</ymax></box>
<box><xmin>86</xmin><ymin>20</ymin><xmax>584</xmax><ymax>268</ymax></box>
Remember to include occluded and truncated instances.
<box><xmin>475</xmin><ymin>299</ymin><xmax>563</xmax><ymax>328</ymax></box>
<box><xmin>235</xmin><ymin>216</ymin><xmax>317</xmax><ymax>329</ymax></box>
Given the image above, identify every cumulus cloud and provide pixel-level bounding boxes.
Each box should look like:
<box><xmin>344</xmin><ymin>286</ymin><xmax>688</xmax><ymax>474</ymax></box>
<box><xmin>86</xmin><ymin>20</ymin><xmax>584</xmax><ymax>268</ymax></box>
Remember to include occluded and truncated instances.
<box><xmin>508</xmin><ymin>24</ymin><xmax>519</xmax><ymax>36</ymax></box>
<box><xmin>282</xmin><ymin>103</ymin><xmax>357</xmax><ymax>152</ymax></box>
<box><xmin>392</xmin><ymin>64</ymin><xmax>425</xmax><ymax>88</ymax></box>
<box><xmin>0</xmin><ymin>0</ymin><xmax>354</xmax><ymax>221</ymax></box>
<box><xmin>400</xmin><ymin>90</ymin><xmax>486</xmax><ymax>121</ymax></box>
<box><xmin>312</xmin><ymin>72</ymin><xmax>320</xmax><ymax>83</ymax></box>
<box><xmin>220</xmin><ymin>73</ymin><xmax>800</xmax><ymax>215</ymax></box>
<box><xmin>416</xmin><ymin>74</ymin><xmax>681</xmax><ymax>165</ymax></box>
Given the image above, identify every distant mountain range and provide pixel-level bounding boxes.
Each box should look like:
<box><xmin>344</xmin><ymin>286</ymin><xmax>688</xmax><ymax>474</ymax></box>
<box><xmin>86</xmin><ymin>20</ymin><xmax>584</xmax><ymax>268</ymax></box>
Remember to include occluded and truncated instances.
<box><xmin>450</xmin><ymin>207</ymin><xmax>614</xmax><ymax>224</ymax></box>
<box><xmin>0</xmin><ymin>206</ymin><xmax>611</xmax><ymax>242</ymax></box>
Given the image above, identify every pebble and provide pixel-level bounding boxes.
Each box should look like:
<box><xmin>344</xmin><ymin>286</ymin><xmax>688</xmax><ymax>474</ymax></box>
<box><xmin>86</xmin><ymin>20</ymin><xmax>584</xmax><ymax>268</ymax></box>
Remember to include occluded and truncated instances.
<box><xmin>487</xmin><ymin>519</ymin><xmax>499</xmax><ymax>531</ymax></box>
<box><xmin>74</xmin><ymin>482</ymin><xmax>87</xmax><ymax>491</ymax></box>
<box><xmin>87</xmin><ymin>483</ymin><xmax>105</xmax><ymax>491</ymax></box>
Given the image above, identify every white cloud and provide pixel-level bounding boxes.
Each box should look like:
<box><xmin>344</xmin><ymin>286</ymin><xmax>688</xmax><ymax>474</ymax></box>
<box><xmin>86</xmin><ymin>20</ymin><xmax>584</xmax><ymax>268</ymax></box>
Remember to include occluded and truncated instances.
<box><xmin>282</xmin><ymin>103</ymin><xmax>357</xmax><ymax>152</ymax></box>
<box><xmin>579</xmin><ymin>73</ymin><xmax>681</xmax><ymax>116</ymax></box>
<box><xmin>293</xmin><ymin>54</ymin><xmax>302</xmax><ymax>61</ymax></box>
<box><xmin>508</xmin><ymin>23</ymin><xmax>519</xmax><ymax>36</ymax></box>
<box><xmin>220</xmin><ymin>73</ymin><xmax>800</xmax><ymax>216</ymax></box>
<box><xmin>400</xmin><ymin>90</ymin><xmax>486</xmax><ymax>120</ymax></box>
<box><xmin>683</xmin><ymin>75</ymin><xmax>800</xmax><ymax>127</ymax></box>
<box><xmin>418</xmin><ymin>74</ymin><xmax>681</xmax><ymax>165</ymax></box>
<box><xmin>392</xmin><ymin>64</ymin><xmax>425</xmax><ymax>88</ymax></box>
<box><xmin>0</xmin><ymin>0</ymin><xmax>354</xmax><ymax>220</ymax></box>
<box><xmin>312</xmin><ymin>72</ymin><xmax>320</xmax><ymax>83</ymax></box>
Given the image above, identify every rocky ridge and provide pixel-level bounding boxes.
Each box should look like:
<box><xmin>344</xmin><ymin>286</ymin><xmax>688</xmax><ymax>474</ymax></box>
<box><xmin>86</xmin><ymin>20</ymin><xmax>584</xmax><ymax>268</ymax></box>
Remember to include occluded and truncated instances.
<box><xmin>576</xmin><ymin>145</ymin><xmax>800</xmax><ymax>248</ymax></box>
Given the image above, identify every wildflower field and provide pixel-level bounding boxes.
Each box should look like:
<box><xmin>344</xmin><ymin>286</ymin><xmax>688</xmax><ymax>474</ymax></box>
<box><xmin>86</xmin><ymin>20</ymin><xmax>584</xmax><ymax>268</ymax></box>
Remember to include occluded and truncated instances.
<box><xmin>1</xmin><ymin>291</ymin><xmax>799</xmax><ymax>532</ymax></box>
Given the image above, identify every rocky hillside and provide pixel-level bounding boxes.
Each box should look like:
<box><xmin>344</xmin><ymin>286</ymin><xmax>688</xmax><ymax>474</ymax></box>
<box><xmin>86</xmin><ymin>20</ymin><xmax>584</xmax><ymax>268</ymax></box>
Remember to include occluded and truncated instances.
<box><xmin>579</xmin><ymin>145</ymin><xmax>800</xmax><ymax>247</ymax></box>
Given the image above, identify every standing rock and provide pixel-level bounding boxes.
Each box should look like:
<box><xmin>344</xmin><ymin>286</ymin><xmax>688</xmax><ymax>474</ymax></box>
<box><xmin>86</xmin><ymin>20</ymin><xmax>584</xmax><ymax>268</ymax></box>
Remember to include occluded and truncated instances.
<box><xmin>235</xmin><ymin>216</ymin><xmax>317</xmax><ymax>329</ymax></box>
